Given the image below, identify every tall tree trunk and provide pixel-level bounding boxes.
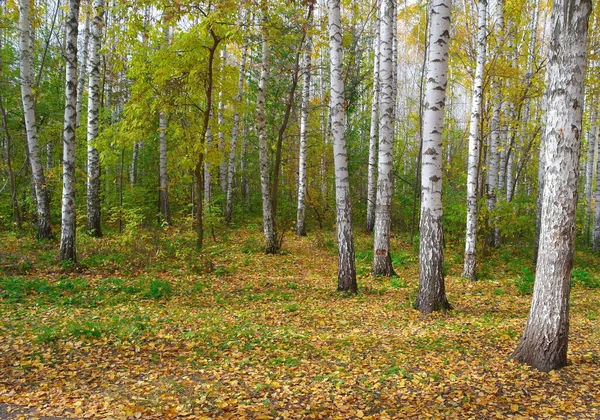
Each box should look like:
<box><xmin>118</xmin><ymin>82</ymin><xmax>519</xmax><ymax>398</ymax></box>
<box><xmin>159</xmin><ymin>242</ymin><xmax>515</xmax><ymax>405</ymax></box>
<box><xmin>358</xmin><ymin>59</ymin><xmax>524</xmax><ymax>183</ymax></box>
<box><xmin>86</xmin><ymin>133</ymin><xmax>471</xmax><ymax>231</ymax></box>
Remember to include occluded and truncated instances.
<box><xmin>130</xmin><ymin>141</ymin><xmax>139</xmax><ymax>186</ymax></box>
<box><xmin>372</xmin><ymin>0</ymin><xmax>396</xmax><ymax>277</ymax></box>
<box><xmin>60</xmin><ymin>0</ymin><xmax>81</xmax><ymax>262</ymax></box>
<box><xmin>76</xmin><ymin>11</ymin><xmax>90</xmax><ymax>128</ymax></box>
<box><xmin>512</xmin><ymin>0</ymin><xmax>591</xmax><ymax>372</ymax></box>
<box><xmin>593</xmin><ymin>126</ymin><xmax>600</xmax><ymax>253</ymax></box>
<box><xmin>196</xmin><ymin>30</ymin><xmax>220</xmax><ymax>248</ymax></box>
<box><xmin>218</xmin><ymin>47</ymin><xmax>227</xmax><ymax>194</ymax></box>
<box><xmin>225</xmin><ymin>25</ymin><xmax>249</xmax><ymax>224</ymax></box>
<box><xmin>462</xmin><ymin>0</ymin><xmax>487</xmax><ymax>280</ymax></box>
<box><xmin>487</xmin><ymin>0</ymin><xmax>503</xmax><ymax>248</ymax></box>
<box><xmin>296</xmin><ymin>36</ymin><xmax>312</xmax><ymax>236</ymax></box>
<box><xmin>257</xmin><ymin>31</ymin><xmax>278</xmax><ymax>254</ymax></box>
<box><xmin>159</xmin><ymin>111</ymin><xmax>171</xmax><ymax>225</ymax></box>
<box><xmin>329</xmin><ymin>0</ymin><xmax>357</xmax><ymax>292</ymax></box>
<box><xmin>20</xmin><ymin>0</ymin><xmax>52</xmax><ymax>239</ymax></box>
<box><xmin>415</xmin><ymin>0</ymin><xmax>452</xmax><ymax>313</ymax></box>
<box><xmin>86</xmin><ymin>0</ymin><xmax>104</xmax><ymax>237</ymax></box>
<box><xmin>584</xmin><ymin>109</ymin><xmax>596</xmax><ymax>244</ymax></box>
<box><xmin>241</xmin><ymin>116</ymin><xmax>250</xmax><ymax>209</ymax></box>
<box><xmin>204</xmin><ymin>125</ymin><xmax>213</xmax><ymax>204</ymax></box>
<box><xmin>366</xmin><ymin>4</ymin><xmax>380</xmax><ymax>233</ymax></box>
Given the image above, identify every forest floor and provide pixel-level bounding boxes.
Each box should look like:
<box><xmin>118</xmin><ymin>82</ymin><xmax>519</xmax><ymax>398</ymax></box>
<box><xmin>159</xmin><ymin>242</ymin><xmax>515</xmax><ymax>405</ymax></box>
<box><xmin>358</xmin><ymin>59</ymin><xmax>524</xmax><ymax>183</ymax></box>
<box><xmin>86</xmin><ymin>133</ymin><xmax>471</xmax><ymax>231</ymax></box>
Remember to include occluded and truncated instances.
<box><xmin>1</xmin><ymin>223</ymin><xmax>600</xmax><ymax>419</ymax></box>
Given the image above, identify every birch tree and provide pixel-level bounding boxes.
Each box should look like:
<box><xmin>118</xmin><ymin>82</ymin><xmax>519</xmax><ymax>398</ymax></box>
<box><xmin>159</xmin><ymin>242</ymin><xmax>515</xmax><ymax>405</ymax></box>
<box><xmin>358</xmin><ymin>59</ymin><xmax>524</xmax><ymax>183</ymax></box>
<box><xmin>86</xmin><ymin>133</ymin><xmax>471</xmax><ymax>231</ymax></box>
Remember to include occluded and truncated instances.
<box><xmin>257</xmin><ymin>29</ymin><xmax>278</xmax><ymax>254</ymax></box>
<box><xmin>20</xmin><ymin>0</ymin><xmax>52</xmax><ymax>239</ymax></box>
<box><xmin>86</xmin><ymin>0</ymin><xmax>104</xmax><ymax>237</ymax></box>
<box><xmin>415</xmin><ymin>0</ymin><xmax>452</xmax><ymax>313</ymax></box>
<box><xmin>225</xmin><ymin>16</ymin><xmax>249</xmax><ymax>225</ymax></box>
<box><xmin>593</xmin><ymin>136</ymin><xmax>600</xmax><ymax>252</ymax></box>
<box><xmin>159</xmin><ymin>111</ymin><xmax>171</xmax><ymax>225</ymax></box>
<box><xmin>462</xmin><ymin>0</ymin><xmax>487</xmax><ymax>281</ymax></box>
<box><xmin>584</xmin><ymin>110</ymin><xmax>596</xmax><ymax>242</ymax></box>
<box><xmin>329</xmin><ymin>0</ymin><xmax>357</xmax><ymax>292</ymax></box>
<box><xmin>372</xmin><ymin>0</ymin><xmax>396</xmax><ymax>277</ymax></box>
<box><xmin>218</xmin><ymin>47</ymin><xmax>227</xmax><ymax>194</ymax></box>
<box><xmin>366</xmin><ymin>4</ymin><xmax>380</xmax><ymax>233</ymax></box>
<box><xmin>60</xmin><ymin>0</ymin><xmax>81</xmax><ymax>262</ymax></box>
<box><xmin>76</xmin><ymin>11</ymin><xmax>90</xmax><ymax>128</ymax></box>
<box><xmin>512</xmin><ymin>0</ymin><xmax>591</xmax><ymax>372</ymax></box>
<box><xmin>296</xmin><ymin>36</ymin><xmax>312</xmax><ymax>236</ymax></box>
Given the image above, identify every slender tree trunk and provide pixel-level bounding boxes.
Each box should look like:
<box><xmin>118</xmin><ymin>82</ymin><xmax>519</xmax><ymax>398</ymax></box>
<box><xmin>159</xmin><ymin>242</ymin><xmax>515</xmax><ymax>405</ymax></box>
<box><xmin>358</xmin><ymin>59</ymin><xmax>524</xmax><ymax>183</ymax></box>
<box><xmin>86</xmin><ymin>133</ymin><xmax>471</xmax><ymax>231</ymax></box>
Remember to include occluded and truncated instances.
<box><xmin>487</xmin><ymin>0</ymin><xmax>503</xmax><ymax>248</ymax></box>
<box><xmin>257</xmin><ymin>31</ymin><xmax>278</xmax><ymax>254</ymax></box>
<box><xmin>241</xmin><ymin>118</ymin><xmax>250</xmax><ymax>209</ymax></box>
<box><xmin>225</xmin><ymin>27</ymin><xmax>249</xmax><ymax>224</ymax></box>
<box><xmin>584</xmin><ymin>109</ymin><xmax>596</xmax><ymax>244</ymax></box>
<box><xmin>367</xmin><ymin>4</ymin><xmax>380</xmax><ymax>233</ymax></box>
<box><xmin>512</xmin><ymin>0</ymin><xmax>591</xmax><ymax>372</ymax></box>
<box><xmin>86</xmin><ymin>0</ymin><xmax>104</xmax><ymax>237</ymax></box>
<box><xmin>593</xmin><ymin>126</ymin><xmax>600</xmax><ymax>252</ymax></box>
<box><xmin>60</xmin><ymin>0</ymin><xmax>81</xmax><ymax>262</ymax></box>
<box><xmin>159</xmin><ymin>111</ymin><xmax>171</xmax><ymax>225</ymax></box>
<box><xmin>329</xmin><ymin>0</ymin><xmax>357</xmax><ymax>292</ymax></box>
<box><xmin>218</xmin><ymin>47</ymin><xmax>227</xmax><ymax>194</ymax></box>
<box><xmin>204</xmin><ymin>125</ymin><xmax>213</xmax><ymax>204</ymax></box>
<box><xmin>462</xmin><ymin>0</ymin><xmax>487</xmax><ymax>280</ymax></box>
<box><xmin>296</xmin><ymin>36</ymin><xmax>312</xmax><ymax>236</ymax></box>
<box><xmin>20</xmin><ymin>0</ymin><xmax>52</xmax><ymax>239</ymax></box>
<box><xmin>415</xmin><ymin>0</ymin><xmax>452</xmax><ymax>313</ymax></box>
<box><xmin>372</xmin><ymin>0</ymin><xmax>396</xmax><ymax>277</ymax></box>
<box><xmin>130</xmin><ymin>141</ymin><xmax>139</xmax><ymax>186</ymax></box>
<box><xmin>196</xmin><ymin>30</ymin><xmax>220</xmax><ymax>248</ymax></box>
<box><xmin>76</xmin><ymin>11</ymin><xmax>90</xmax><ymax>128</ymax></box>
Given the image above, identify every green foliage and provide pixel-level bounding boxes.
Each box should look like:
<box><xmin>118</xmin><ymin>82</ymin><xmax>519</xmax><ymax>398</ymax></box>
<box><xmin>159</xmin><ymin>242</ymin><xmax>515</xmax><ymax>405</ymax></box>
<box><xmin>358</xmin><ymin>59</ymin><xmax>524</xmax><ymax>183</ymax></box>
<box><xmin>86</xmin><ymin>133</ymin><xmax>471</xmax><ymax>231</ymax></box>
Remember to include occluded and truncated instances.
<box><xmin>515</xmin><ymin>268</ymin><xmax>535</xmax><ymax>295</ymax></box>
<box><xmin>572</xmin><ymin>269</ymin><xmax>600</xmax><ymax>289</ymax></box>
<box><xmin>144</xmin><ymin>280</ymin><xmax>173</xmax><ymax>300</ymax></box>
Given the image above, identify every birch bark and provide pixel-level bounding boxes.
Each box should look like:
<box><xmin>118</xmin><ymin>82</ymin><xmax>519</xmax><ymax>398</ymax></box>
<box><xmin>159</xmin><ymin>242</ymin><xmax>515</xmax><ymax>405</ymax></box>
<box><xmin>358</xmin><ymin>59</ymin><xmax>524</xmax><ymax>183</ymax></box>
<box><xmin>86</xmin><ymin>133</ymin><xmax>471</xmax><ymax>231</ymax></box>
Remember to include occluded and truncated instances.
<box><xmin>512</xmin><ymin>0</ymin><xmax>591</xmax><ymax>372</ymax></box>
<box><xmin>584</xmin><ymin>109</ymin><xmax>596</xmax><ymax>242</ymax></box>
<box><xmin>20</xmin><ymin>0</ymin><xmax>52</xmax><ymax>239</ymax></box>
<box><xmin>257</xmin><ymin>32</ymin><xmax>278</xmax><ymax>254</ymax></box>
<box><xmin>366</xmin><ymin>4</ymin><xmax>380</xmax><ymax>233</ymax></box>
<box><xmin>76</xmin><ymin>12</ymin><xmax>90</xmax><ymax>128</ymax></box>
<box><xmin>329</xmin><ymin>0</ymin><xmax>357</xmax><ymax>292</ymax></box>
<box><xmin>372</xmin><ymin>0</ymin><xmax>396</xmax><ymax>277</ymax></box>
<box><xmin>86</xmin><ymin>0</ymin><xmax>104</xmax><ymax>237</ymax></box>
<box><xmin>60</xmin><ymin>0</ymin><xmax>81</xmax><ymax>262</ymax></box>
<box><xmin>159</xmin><ymin>111</ymin><xmax>171</xmax><ymax>225</ymax></box>
<box><xmin>296</xmin><ymin>36</ymin><xmax>312</xmax><ymax>236</ymax></box>
<box><xmin>415</xmin><ymin>0</ymin><xmax>452</xmax><ymax>313</ymax></box>
<box><xmin>225</xmin><ymin>23</ymin><xmax>249</xmax><ymax>224</ymax></box>
<box><xmin>462</xmin><ymin>0</ymin><xmax>486</xmax><ymax>280</ymax></box>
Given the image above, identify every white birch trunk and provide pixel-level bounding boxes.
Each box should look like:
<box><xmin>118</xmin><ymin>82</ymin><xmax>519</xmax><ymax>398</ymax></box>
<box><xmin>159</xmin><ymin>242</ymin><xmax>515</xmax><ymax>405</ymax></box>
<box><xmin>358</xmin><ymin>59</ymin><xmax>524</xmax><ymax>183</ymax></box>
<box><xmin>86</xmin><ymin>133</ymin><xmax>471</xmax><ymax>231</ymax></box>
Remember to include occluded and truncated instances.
<box><xmin>296</xmin><ymin>36</ymin><xmax>312</xmax><ymax>236</ymax></box>
<box><xmin>373</xmin><ymin>0</ymin><xmax>396</xmax><ymax>277</ymax></box>
<box><xmin>366</xmin><ymin>4</ymin><xmax>380</xmax><ymax>233</ymax></box>
<box><xmin>130</xmin><ymin>141</ymin><xmax>139</xmax><ymax>185</ymax></box>
<box><xmin>257</xmin><ymin>33</ymin><xmax>278</xmax><ymax>254</ymax></box>
<box><xmin>204</xmin><ymin>126</ymin><xmax>213</xmax><ymax>204</ymax></box>
<box><xmin>512</xmin><ymin>0</ymin><xmax>591</xmax><ymax>372</ymax></box>
<box><xmin>584</xmin><ymin>110</ymin><xmax>596</xmax><ymax>242</ymax></box>
<box><xmin>462</xmin><ymin>0</ymin><xmax>487</xmax><ymax>280</ymax></box>
<box><xmin>329</xmin><ymin>0</ymin><xmax>357</xmax><ymax>292</ymax></box>
<box><xmin>60</xmin><ymin>0</ymin><xmax>81</xmax><ymax>262</ymax></box>
<box><xmin>159</xmin><ymin>111</ymin><xmax>170</xmax><ymax>225</ymax></box>
<box><xmin>487</xmin><ymin>0</ymin><xmax>503</xmax><ymax>248</ymax></box>
<box><xmin>218</xmin><ymin>48</ymin><xmax>227</xmax><ymax>194</ymax></box>
<box><xmin>76</xmin><ymin>12</ymin><xmax>90</xmax><ymax>128</ymax></box>
<box><xmin>86</xmin><ymin>0</ymin><xmax>104</xmax><ymax>237</ymax></box>
<box><xmin>225</xmin><ymin>29</ymin><xmax>249</xmax><ymax>224</ymax></box>
<box><xmin>593</xmin><ymin>125</ymin><xmax>600</xmax><ymax>252</ymax></box>
<box><xmin>415</xmin><ymin>0</ymin><xmax>452</xmax><ymax>313</ymax></box>
<box><xmin>20</xmin><ymin>0</ymin><xmax>52</xmax><ymax>239</ymax></box>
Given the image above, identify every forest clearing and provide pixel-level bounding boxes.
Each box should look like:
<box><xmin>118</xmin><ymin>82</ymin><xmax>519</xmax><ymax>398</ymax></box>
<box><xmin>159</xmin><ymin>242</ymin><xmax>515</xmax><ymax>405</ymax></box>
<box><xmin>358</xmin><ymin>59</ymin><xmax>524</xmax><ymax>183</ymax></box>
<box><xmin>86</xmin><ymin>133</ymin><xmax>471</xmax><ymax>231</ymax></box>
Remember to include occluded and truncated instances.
<box><xmin>2</xmin><ymin>0</ymin><xmax>600</xmax><ymax>417</ymax></box>
<box><xmin>1</xmin><ymin>227</ymin><xmax>600</xmax><ymax>418</ymax></box>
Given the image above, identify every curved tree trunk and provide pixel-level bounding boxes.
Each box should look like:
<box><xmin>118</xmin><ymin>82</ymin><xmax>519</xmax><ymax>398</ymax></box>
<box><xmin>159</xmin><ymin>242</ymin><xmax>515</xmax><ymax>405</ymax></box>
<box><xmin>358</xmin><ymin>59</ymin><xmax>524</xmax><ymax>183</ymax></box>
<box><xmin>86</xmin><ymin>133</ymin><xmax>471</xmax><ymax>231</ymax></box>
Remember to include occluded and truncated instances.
<box><xmin>462</xmin><ymin>0</ymin><xmax>487</xmax><ymax>280</ymax></box>
<box><xmin>86</xmin><ymin>0</ymin><xmax>104</xmax><ymax>237</ymax></box>
<box><xmin>60</xmin><ymin>0</ymin><xmax>81</xmax><ymax>263</ymax></box>
<box><xmin>372</xmin><ymin>0</ymin><xmax>396</xmax><ymax>277</ymax></box>
<box><xmin>415</xmin><ymin>0</ymin><xmax>452</xmax><ymax>313</ymax></box>
<box><xmin>512</xmin><ymin>0</ymin><xmax>591</xmax><ymax>372</ymax></box>
<box><xmin>257</xmin><ymin>31</ymin><xmax>278</xmax><ymax>254</ymax></box>
<box><xmin>366</xmin><ymin>4</ymin><xmax>380</xmax><ymax>233</ymax></box>
<box><xmin>296</xmin><ymin>37</ymin><xmax>312</xmax><ymax>236</ymax></box>
<box><xmin>329</xmin><ymin>0</ymin><xmax>357</xmax><ymax>292</ymax></box>
<box><xmin>20</xmin><ymin>0</ymin><xmax>52</xmax><ymax>239</ymax></box>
